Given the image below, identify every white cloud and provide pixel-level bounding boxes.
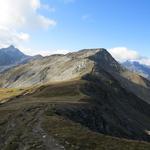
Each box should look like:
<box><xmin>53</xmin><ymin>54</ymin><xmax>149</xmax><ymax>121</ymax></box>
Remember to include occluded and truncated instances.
<box><xmin>16</xmin><ymin>32</ymin><xmax>30</xmax><ymax>41</ymax></box>
<box><xmin>18</xmin><ymin>45</ymin><xmax>69</xmax><ymax>56</ymax></box>
<box><xmin>0</xmin><ymin>26</ymin><xmax>30</xmax><ymax>47</ymax></box>
<box><xmin>37</xmin><ymin>15</ymin><xmax>56</xmax><ymax>29</ymax></box>
<box><xmin>109</xmin><ymin>47</ymin><xmax>150</xmax><ymax>66</ymax></box>
<box><xmin>0</xmin><ymin>0</ymin><xmax>56</xmax><ymax>29</ymax></box>
<box><xmin>109</xmin><ymin>47</ymin><xmax>140</xmax><ymax>62</ymax></box>
<box><xmin>137</xmin><ymin>58</ymin><xmax>150</xmax><ymax>66</ymax></box>
<box><xmin>0</xmin><ymin>0</ymin><xmax>56</xmax><ymax>47</ymax></box>
<box><xmin>31</xmin><ymin>0</ymin><xmax>41</xmax><ymax>10</ymax></box>
<box><xmin>16</xmin><ymin>45</ymin><xmax>51</xmax><ymax>56</ymax></box>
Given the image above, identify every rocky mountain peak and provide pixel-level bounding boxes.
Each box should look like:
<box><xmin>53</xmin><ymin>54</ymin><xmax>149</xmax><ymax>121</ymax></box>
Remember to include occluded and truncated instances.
<box><xmin>0</xmin><ymin>48</ymin><xmax>123</xmax><ymax>88</ymax></box>
<box><xmin>8</xmin><ymin>45</ymin><xmax>15</xmax><ymax>49</ymax></box>
<box><xmin>0</xmin><ymin>46</ymin><xmax>43</xmax><ymax>73</ymax></box>
<box><xmin>67</xmin><ymin>48</ymin><xmax>107</xmax><ymax>59</ymax></box>
<box><xmin>2</xmin><ymin>45</ymin><xmax>25</xmax><ymax>55</ymax></box>
<box><xmin>85</xmin><ymin>48</ymin><xmax>123</xmax><ymax>72</ymax></box>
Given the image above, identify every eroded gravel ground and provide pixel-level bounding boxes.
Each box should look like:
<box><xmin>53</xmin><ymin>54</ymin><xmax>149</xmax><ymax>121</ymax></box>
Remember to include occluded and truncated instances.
<box><xmin>0</xmin><ymin>103</ymin><xmax>65</xmax><ymax>150</ymax></box>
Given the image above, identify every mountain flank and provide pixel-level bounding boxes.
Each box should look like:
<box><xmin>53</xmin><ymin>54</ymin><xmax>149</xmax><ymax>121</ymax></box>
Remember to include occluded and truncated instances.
<box><xmin>0</xmin><ymin>79</ymin><xmax>150</xmax><ymax>149</ymax></box>
<box><xmin>0</xmin><ymin>48</ymin><xmax>150</xmax><ymax>149</ymax></box>
<box><xmin>0</xmin><ymin>48</ymin><xmax>126</xmax><ymax>88</ymax></box>
<box><xmin>0</xmin><ymin>48</ymin><xmax>150</xmax><ymax>104</ymax></box>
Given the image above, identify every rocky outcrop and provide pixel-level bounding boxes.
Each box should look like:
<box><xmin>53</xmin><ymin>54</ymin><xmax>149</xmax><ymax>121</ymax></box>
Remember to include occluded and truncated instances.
<box><xmin>0</xmin><ymin>48</ymin><xmax>121</xmax><ymax>87</ymax></box>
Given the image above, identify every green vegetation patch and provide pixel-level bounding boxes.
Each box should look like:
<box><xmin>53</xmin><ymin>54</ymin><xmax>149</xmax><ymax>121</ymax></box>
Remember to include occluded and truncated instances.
<box><xmin>0</xmin><ymin>88</ymin><xmax>25</xmax><ymax>103</ymax></box>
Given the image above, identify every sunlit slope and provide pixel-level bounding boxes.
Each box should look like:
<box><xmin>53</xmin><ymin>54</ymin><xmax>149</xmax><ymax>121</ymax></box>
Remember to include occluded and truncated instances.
<box><xmin>0</xmin><ymin>48</ymin><xmax>150</xmax><ymax>104</ymax></box>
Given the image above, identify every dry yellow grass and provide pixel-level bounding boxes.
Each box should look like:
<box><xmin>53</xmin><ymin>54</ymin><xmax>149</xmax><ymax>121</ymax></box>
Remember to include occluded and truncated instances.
<box><xmin>0</xmin><ymin>88</ymin><xmax>25</xmax><ymax>103</ymax></box>
<box><xmin>0</xmin><ymin>85</ymin><xmax>46</xmax><ymax>104</ymax></box>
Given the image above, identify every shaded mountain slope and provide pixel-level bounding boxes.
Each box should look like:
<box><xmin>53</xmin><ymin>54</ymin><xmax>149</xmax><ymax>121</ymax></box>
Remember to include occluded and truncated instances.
<box><xmin>0</xmin><ymin>79</ymin><xmax>150</xmax><ymax>149</ymax></box>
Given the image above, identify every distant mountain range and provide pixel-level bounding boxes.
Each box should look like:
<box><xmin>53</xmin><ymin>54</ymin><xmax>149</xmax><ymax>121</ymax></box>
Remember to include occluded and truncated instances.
<box><xmin>0</xmin><ymin>45</ymin><xmax>42</xmax><ymax>72</ymax></box>
<box><xmin>122</xmin><ymin>61</ymin><xmax>150</xmax><ymax>80</ymax></box>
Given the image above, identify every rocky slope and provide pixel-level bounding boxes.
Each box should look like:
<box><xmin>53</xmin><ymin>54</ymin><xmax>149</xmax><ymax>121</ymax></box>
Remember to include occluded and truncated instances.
<box><xmin>0</xmin><ymin>48</ymin><xmax>150</xmax><ymax>149</ymax></box>
<box><xmin>0</xmin><ymin>48</ymin><xmax>150</xmax><ymax>104</ymax></box>
<box><xmin>0</xmin><ymin>48</ymin><xmax>128</xmax><ymax>88</ymax></box>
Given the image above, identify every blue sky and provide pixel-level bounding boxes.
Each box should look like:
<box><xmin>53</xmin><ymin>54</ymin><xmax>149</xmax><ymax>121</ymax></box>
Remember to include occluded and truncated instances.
<box><xmin>0</xmin><ymin>0</ymin><xmax>150</xmax><ymax>64</ymax></box>
<box><xmin>30</xmin><ymin>0</ymin><xmax>150</xmax><ymax>55</ymax></box>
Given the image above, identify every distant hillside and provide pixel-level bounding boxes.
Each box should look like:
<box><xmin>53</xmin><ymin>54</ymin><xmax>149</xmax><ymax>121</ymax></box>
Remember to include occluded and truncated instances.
<box><xmin>0</xmin><ymin>45</ymin><xmax>42</xmax><ymax>72</ymax></box>
<box><xmin>0</xmin><ymin>45</ymin><xmax>29</xmax><ymax>66</ymax></box>
<box><xmin>123</xmin><ymin>61</ymin><xmax>150</xmax><ymax>80</ymax></box>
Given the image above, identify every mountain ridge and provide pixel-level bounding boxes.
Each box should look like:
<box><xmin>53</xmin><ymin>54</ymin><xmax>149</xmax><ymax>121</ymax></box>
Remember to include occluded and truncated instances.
<box><xmin>0</xmin><ymin>48</ymin><xmax>150</xmax><ymax>104</ymax></box>
<box><xmin>0</xmin><ymin>48</ymin><xmax>122</xmax><ymax>87</ymax></box>
<box><xmin>123</xmin><ymin>60</ymin><xmax>150</xmax><ymax>80</ymax></box>
<box><xmin>0</xmin><ymin>45</ymin><xmax>43</xmax><ymax>73</ymax></box>
<box><xmin>0</xmin><ymin>48</ymin><xmax>150</xmax><ymax>149</ymax></box>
